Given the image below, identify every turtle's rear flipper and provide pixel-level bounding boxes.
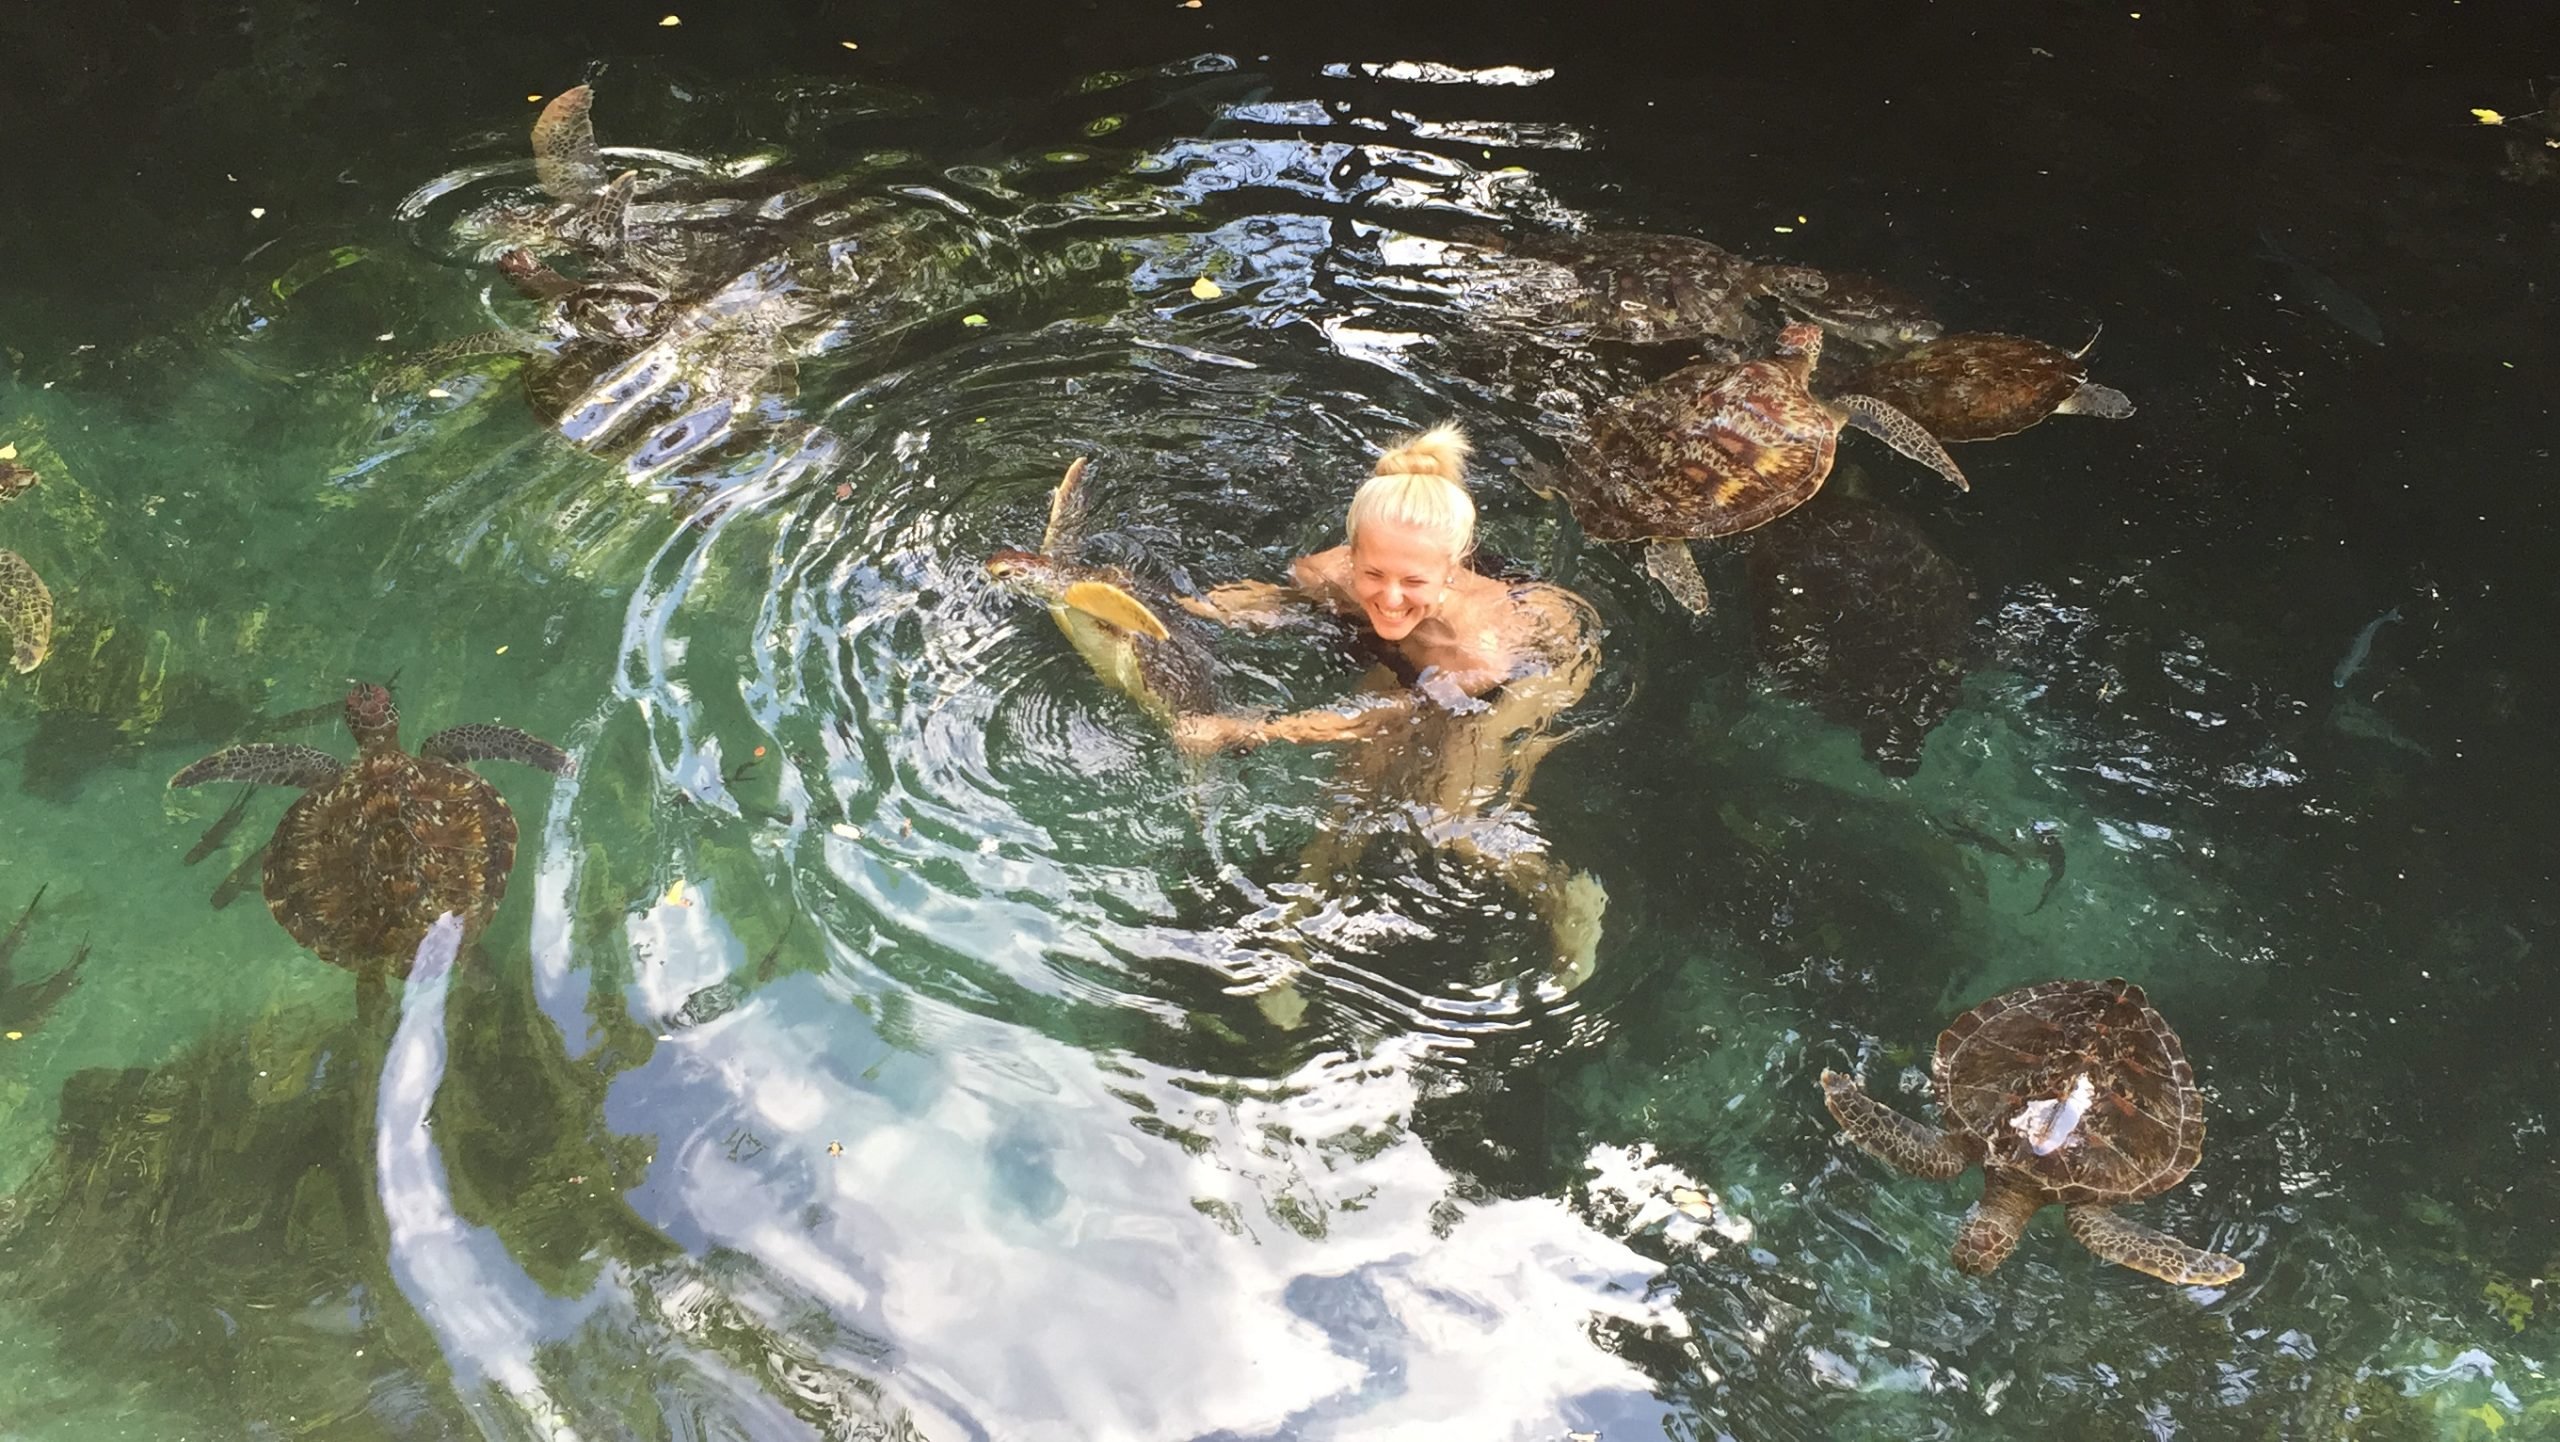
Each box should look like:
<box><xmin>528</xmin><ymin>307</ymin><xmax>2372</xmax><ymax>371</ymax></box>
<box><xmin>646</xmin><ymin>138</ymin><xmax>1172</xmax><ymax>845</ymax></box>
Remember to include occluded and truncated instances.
<box><xmin>1061</xmin><ymin>581</ymin><xmax>1171</xmax><ymax>643</ymax></box>
<box><xmin>1820</xmin><ymin>1069</ymin><xmax>1971</xmax><ymax>1179</ymax></box>
<box><xmin>1042</xmin><ymin>457</ymin><xmax>1093</xmax><ymax>559</ymax></box>
<box><xmin>2058</xmin><ymin>383</ymin><xmax>2135</xmax><ymax>420</ymax></box>
<box><xmin>1839</xmin><ymin>394</ymin><xmax>1969</xmax><ymax>493</ymax></box>
<box><xmin>1</xmin><ymin>548</ymin><xmax>53</xmax><ymax>673</ymax></box>
<box><xmin>1643</xmin><ymin>539</ymin><xmax>1711</xmax><ymax>615</ymax></box>
<box><xmin>2067</xmin><ymin>1203</ymin><xmax>2244</xmax><ymax>1285</ymax></box>
<box><xmin>532</xmin><ymin>85</ymin><xmax>609</xmax><ymax>201</ymax></box>
<box><xmin>420</xmin><ymin>724</ymin><xmax>576</xmax><ymax>777</ymax></box>
<box><xmin>172</xmin><ymin>744</ymin><xmax>343</xmax><ymax>790</ymax></box>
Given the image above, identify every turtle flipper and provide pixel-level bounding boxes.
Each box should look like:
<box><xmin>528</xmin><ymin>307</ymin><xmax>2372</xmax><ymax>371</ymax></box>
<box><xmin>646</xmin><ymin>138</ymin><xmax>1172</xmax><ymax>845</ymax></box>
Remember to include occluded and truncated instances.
<box><xmin>373</xmin><ymin>332</ymin><xmax>537</xmax><ymax>401</ymax></box>
<box><xmin>532</xmin><ymin>85</ymin><xmax>608</xmax><ymax>201</ymax></box>
<box><xmin>1643</xmin><ymin>539</ymin><xmax>1712</xmax><ymax>615</ymax></box>
<box><xmin>171</xmin><ymin>744</ymin><xmax>343</xmax><ymax>790</ymax></box>
<box><xmin>2057</xmin><ymin>383</ymin><xmax>2135</xmax><ymax>420</ymax></box>
<box><xmin>1060</xmin><ymin>580</ymin><xmax>1171</xmax><ymax>643</ymax></box>
<box><xmin>0</xmin><ymin>549</ymin><xmax>53</xmax><ymax>673</ymax></box>
<box><xmin>1953</xmin><ymin>1168</ymin><xmax>2048</xmax><ymax>1275</ymax></box>
<box><xmin>497</xmin><ymin>247</ymin><xmax>579</xmax><ymax>302</ymax></box>
<box><xmin>419</xmin><ymin>724</ymin><xmax>575</xmax><ymax>776</ymax></box>
<box><xmin>1838</xmin><ymin>394</ymin><xmax>1970</xmax><ymax>493</ymax></box>
<box><xmin>2066</xmin><ymin>1204</ymin><xmax>2244</xmax><ymax>1285</ymax></box>
<box><xmin>1042</xmin><ymin>457</ymin><xmax>1092</xmax><ymax>561</ymax></box>
<box><xmin>1820</xmin><ymin>1069</ymin><xmax>1970</xmax><ymax>1179</ymax></box>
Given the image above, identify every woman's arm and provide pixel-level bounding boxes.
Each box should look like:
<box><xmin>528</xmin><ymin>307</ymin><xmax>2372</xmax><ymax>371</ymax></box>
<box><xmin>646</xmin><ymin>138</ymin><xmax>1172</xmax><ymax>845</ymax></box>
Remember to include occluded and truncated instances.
<box><xmin>1175</xmin><ymin>580</ymin><xmax>1316</xmax><ymax>629</ymax></box>
<box><xmin>1172</xmin><ymin>662</ymin><xmax>1507</xmax><ymax>756</ymax></box>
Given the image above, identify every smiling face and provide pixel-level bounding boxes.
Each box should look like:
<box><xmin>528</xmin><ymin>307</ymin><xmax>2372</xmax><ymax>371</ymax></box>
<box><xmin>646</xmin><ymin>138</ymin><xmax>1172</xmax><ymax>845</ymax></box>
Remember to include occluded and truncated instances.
<box><xmin>1348</xmin><ymin>516</ymin><xmax>1463</xmax><ymax>642</ymax></box>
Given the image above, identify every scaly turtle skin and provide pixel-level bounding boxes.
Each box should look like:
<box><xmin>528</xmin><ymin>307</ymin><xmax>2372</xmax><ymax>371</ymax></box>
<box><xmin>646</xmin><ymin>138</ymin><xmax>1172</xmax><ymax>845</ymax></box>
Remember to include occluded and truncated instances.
<box><xmin>1779</xmin><ymin>270</ymin><xmax>1944</xmax><ymax>353</ymax></box>
<box><xmin>1833</xmin><ymin>331</ymin><xmax>2135</xmax><ymax>442</ymax></box>
<box><xmin>986</xmin><ymin>457</ymin><xmax>1218</xmax><ymax>724</ymax></box>
<box><xmin>1544</xmin><ymin>322</ymin><xmax>1970</xmax><ymax>614</ymax></box>
<box><xmin>1</xmin><ymin>458</ymin><xmax>53</xmax><ymax>673</ymax></box>
<box><xmin>1819</xmin><ymin>977</ymin><xmax>2244</xmax><ymax>1286</ymax></box>
<box><xmin>1473</xmin><ymin>227</ymin><xmax>1831</xmax><ymax>348</ymax></box>
<box><xmin>170</xmin><ymin>684</ymin><xmax>572</xmax><ymax>975</ymax></box>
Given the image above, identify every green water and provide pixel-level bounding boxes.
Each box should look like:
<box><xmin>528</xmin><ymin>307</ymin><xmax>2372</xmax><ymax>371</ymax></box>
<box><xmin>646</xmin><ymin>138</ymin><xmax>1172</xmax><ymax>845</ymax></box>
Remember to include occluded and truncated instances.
<box><xmin>3</xmin><ymin>5</ymin><xmax>2556</xmax><ymax>1439</ymax></box>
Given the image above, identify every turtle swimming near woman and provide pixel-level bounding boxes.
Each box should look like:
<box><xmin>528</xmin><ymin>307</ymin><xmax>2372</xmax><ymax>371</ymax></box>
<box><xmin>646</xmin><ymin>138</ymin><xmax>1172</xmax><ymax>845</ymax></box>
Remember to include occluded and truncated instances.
<box><xmin>1820</xmin><ymin>976</ymin><xmax>2244</xmax><ymax>1286</ymax></box>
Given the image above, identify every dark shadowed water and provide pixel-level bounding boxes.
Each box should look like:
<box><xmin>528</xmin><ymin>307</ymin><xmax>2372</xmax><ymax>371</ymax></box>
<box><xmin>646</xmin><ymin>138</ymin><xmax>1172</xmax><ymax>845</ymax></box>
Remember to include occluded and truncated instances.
<box><xmin>1</xmin><ymin>1</ymin><xmax>2554</xmax><ymax>1437</ymax></box>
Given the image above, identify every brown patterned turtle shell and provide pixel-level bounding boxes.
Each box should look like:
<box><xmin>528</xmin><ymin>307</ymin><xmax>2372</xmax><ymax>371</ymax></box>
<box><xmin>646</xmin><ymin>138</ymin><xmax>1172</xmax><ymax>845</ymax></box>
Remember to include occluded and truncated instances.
<box><xmin>1486</xmin><ymin>228</ymin><xmax>1828</xmax><ymax>347</ymax></box>
<box><xmin>171</xmin><ymin>684</ymin><xmax>571</xmax><ymax>975</ymax></box>
<box><xmin>1552</xmin><ymin>322</ymin><xmax>1849</xmax><ymax>544</ymax></box>
<box><xmin>1835</xmin><ymin>331</ymin><xmax>2135</xmax><ymax>442</ymax></box>
<box><xmin>1935</xmin><ymin>977</ymin><xmax>2205</xmax><ymax>1203</ymax></box>
<box><xmin>0</xmin><ymin>459</ymin><xmax>52</xmax><ymax>673</ymax></box>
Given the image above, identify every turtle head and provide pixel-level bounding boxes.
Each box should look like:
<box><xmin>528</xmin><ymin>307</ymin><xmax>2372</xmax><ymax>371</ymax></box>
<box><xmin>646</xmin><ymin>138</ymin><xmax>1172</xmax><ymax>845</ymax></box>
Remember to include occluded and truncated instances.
<box><xmin>986</xmin><ymin>548</ymin><xmax>1069</xmax><ymax>604</ymax></box>
<box><xmin>344</xmin><ymin>682</ymin><xmax>400</xmax><ymax>751</ymax></box>
<box><xmin>9</xmin><ymin>636</ymin><xmax>41</xmax><ymax>674</ymax></box>
<box><xmin>1773</xmin><ymin>321</ymin><xmax>1826</xmax><ymax>373</ymax></box>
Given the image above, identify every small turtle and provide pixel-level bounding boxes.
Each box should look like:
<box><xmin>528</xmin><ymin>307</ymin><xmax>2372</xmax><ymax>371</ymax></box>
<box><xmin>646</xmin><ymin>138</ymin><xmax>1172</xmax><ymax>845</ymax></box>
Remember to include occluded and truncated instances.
<box><xmin>0</xmin><ymin>886</ymin><xmax>89</xmax><ymax>1037</ymax></box>
<box><xmin>1470</xmin><ymin>227</ymin><xmax>1830</xmax><ymax>348</ymax></box>
<box><xmin>1779</xmin><ymin>270</ymin><xmax>1944</xmax><ymax>352</ymax></box>
<box><xmin>986</xmin><ymin>457</ymin><xmax>1217</xmax><ymax>724</ymax></box>
<box><xmin>1544</xmin><ymin>322</ymin><xmax>1969</xmax><ymax>614</ymax></box>
<box><xmin>1</xmin><ymin>457</ymin><xmax>53</xmax><ymax>673</ymax></box>
<box><xmin>1832</xmin><ymin>331</ymin><xmax>2134</xmax><ymax>442</ymax></box>
<box><xmin>170</xmin><ymin>683</ymin><xmax>572</xmax><ymax>975</ymax></box>
<box><xmin>1820</xmin><ymin>977</ymin><xmax>2244</xmax><ymax>1286</ymax></box>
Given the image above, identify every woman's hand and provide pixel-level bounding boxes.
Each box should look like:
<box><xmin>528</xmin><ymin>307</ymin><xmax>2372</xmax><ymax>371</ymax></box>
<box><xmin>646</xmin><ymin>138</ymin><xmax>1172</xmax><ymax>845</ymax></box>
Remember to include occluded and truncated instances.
<box><xmin>1173</xmin><ymin>711</ymin><xmax>1265</xmax><ymax>757</ymax></box>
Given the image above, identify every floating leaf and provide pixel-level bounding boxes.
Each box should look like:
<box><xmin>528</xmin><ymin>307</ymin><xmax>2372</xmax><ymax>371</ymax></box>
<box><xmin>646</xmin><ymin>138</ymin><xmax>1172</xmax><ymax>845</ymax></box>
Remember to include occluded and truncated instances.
<box><xmin>1189</xmin><ymin>275</ymin><xmax>1224</xmax><ymax>300</ymax></box>
<box><xmin>2472</xmin><ymin>107</ymin><xmax>2508</xmax><ymax>126</ymax></box>
<box><xmin>658</xmin><ymin>13</ymin><xmax>681</xmax><ymax>26</ymax></box>
<box><xmin>661</xmin><ymin>879</ymin><xmax>693</xmax><ymax>907</ymax></box>
<box><xmin>840</xmin><ymin>39</ymin><xmax>859</xmax><ymax>49</ymax></box>
<box><xmin>961</xmin><ymin>313</ymin><xmax>989</xmax><ymax>327</ymax></box>
<box><xmin>0</xmin><ymin>444</ymin><xmax>15</xmax><ymax>461</ymax></box>
<box><xmin>4</xmin><ymin>1031</ymin><xmax>21</xmax><ymax>1042</ymax></box>
<box><xmin>494</xmin><ymin>645</ymin><xmax>509</xmax><ymax>655</ymax></box>
<box><xmin>2462</xmin><ymin>1403</ymin><xmax>2505</xmax><ymax>1434</ymax></box>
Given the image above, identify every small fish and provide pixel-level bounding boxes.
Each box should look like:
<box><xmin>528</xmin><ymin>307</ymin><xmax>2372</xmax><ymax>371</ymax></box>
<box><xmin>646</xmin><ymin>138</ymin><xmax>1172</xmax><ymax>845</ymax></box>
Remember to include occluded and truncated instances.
<box><xmin>0</xmin><ymin>886</ymin><xmax>42</xmax><ymax>977</ymax></box>
<box><xmin>2009</xmin><ymin>1072</ymin><xmax>2097</xmax><ymax>1155</ymax></box>
<box><xmin>182</xmin><ymin>787</ymin><xmax>255</xmax><ymax>865</ymax></box>
<box><xmin>752</xmin><ymin>911</ymin><xmax>799</xmax><ymax>984</ymax></box>
<box><xmin>1937</xmin><ymin>814</ymin><xmax>2024</xmax><ymax>862</ymax></box>
<box><xmin>2257</xmin><ymin>226</ymin><xmax>2385</xmax><ymax>346</ymax></box>
<box><xmin>212</xmin><ymin>842</ymin><xmax>268</xmax><ymax>910</ymax></box>
<box><xmin>0</xmin><ymin>938</ymin><xmax>89</xmax><ymax>1032</ymax></box>
<box><xmin>2028</xmin><ymin>822</ymin><xmax>2067</xmax><ymax>914</ymax></box>
<box><xmin>2331</xmin><ymin>606</ymin><xmax>2402</xmax><ymax>688</ymax></box>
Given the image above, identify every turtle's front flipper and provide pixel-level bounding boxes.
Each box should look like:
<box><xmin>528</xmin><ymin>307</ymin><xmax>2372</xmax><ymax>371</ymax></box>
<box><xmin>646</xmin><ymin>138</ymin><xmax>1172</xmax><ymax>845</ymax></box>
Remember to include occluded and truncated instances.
<box><xmin>420</xmin><ymin>724</ymin><xmax>576</xmax><ymax>776</ymax></box>
<box><xmin>1060</xmin><ymin>581</ymin><xmax>1172</xmax><ymax>643</ymax></box>
<box><xmin>1643</xmin><ymin>539</ymin><xmax>1712</xmax><ymax>615</ymax></box>
<box><xmin>1820</xmin><ymin>1069</ymin><xmax>1971</xmax><ymax>1178</ymax></box>
<box><xmin>172</xmin><ymin>745</ymin><xmax>343</xmax><ymax>790</ymax></box>
<box><xmin>2058</xmin><ymin>383</ymin><xmax>2135</xmax><ymax>420</ymax></box>
<box><xmin>2066</xmin><ymin>1204</ymin><xmax>2244</xmax><ymax>1285</ymax></box>
<box><xmin>1838</xmin><ymin>394</ymin><xmax>1970</xmax><ymax>493</ymax></box>
<box><xmin>1953</xmin><ymin>1168</ymin><xmax>2048</xmax><ymax>1275</ymax></box>
<box><xmin>1</xmin><ymin>549</ymin><xmax>53</xmax><ymax>673</ymax></box>
<box><xmin>532</xmin><ymin>85</ymin><xmax>608</xmax><ymax>201</ymax></box>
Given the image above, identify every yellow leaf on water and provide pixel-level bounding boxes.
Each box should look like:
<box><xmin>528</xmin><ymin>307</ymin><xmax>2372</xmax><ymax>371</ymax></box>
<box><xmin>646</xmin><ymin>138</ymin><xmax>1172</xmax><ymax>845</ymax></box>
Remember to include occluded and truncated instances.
<box><xmin>662</xmin><ymin>879</ymin><xmax>693</xmax><ymax>907</ymax></box>
<box><xmin>1190</xmin><ymin>275</ymin><xmax>1223</xmax><ymax>300</ymax></box>
<box><xmin>4</xmin><ymin>1031</ymin><xmax>22</xmax><ymax>1042</ymax></box>
<box><xmin>841</xmin><ymin>39</ymin><xmax>859</xmax><ymax>50</ymax></box>
<box><xmin>961</xmin><ymin>313</ymin><xmax>989</xmax><ymax>327</ymax></box>
<box><xmin>2462</xmin><ymin>1403</ymin><xmax>2505</xmax><ymax>1433</ymax></box>
<box><xmin>495</xmin><ymin>645</ymin><xmax>509</xmax><ymax>655</ymax></box>
<box><xmin>659</xmin><ymin>13</ymin><xmax>681</xmax><ymax>26</ymax></box>
<box><xmin>527</xmin><ymin>93</ymin><xmax>544</xmax><ymax>103</ymax></box>
<box><xmin>0</xmin><ymin>444</ymin><xmax>15</xmax><ymax>460</ymax></box>
<box><xmin>2472</xmin><ymin>107</ymin><xmax>2507</xmax><ymax>125</ymax></box>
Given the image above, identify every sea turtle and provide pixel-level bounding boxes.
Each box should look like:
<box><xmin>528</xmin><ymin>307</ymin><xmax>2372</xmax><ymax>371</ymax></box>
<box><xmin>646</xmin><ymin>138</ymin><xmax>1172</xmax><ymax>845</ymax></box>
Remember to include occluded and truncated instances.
<box><xmin>1745</xmin><ymin>489</ymin><xmax>1974</xmax><ymax>776</ymax></box>
<box><xmin>1543</xmin><ymin>321</ymin><xmax>1969</xmax><ymax>614</ymax></box>
<box><xmin>1466</xmin><ymin>227</ymin><xmax>1831</xmax><ymax>349</ymax></box>
<box><xmin>169</xmin><ymin>683</ymin><xmax>572</xmax><ymax>975</ymax></box>
<box><xmin>1</xmin><ymin>456</ymin><xmax>53</xmax><ymax>673</ymax></box>
<box><xmin>1819</xmin><ymin>976</ymin><xmax>2244</xmax><ymax>1286</ymax></box>
<box><xmin>1830</xmin><ymin>331</ymin><xmax>2135</xmax><ymax>442</ymax></box>
<box><xmin>1779</xmin><ymin>270</ymin><xmax>1944</xmax><ymax>353</ymax></box>
<box><xmin>985</xmin><ymin>457</ymin><xmax>1217</xmax><ymax>724</ymax></box>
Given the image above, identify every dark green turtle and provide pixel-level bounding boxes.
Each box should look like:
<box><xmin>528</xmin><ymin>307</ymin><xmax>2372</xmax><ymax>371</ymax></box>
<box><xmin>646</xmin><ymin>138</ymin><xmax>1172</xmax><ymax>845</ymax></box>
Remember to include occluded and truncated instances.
<box><xmin>1470</xmin><ymin>227</ymin><xmax>1830</xmax><ymax>348</ymax></box>
<box><xmin>170</xmin><ymin>683</ymin><xmax>571</xmax><ymax>975</ymax></box>
<box><xmin>1</xmin><ymin>457</ymin><xmax>53</xmax><ymax>673</ymax></box>
<box><xmin>985</xmin><ymin>457</ymin><xmax>1217</xmax><ymax>725</ymax></box>
<box><xmin>1820</xmin><ymin>977</ymin><xmax>2245</xmax><ymax>1286</ymax></box>
<box><xmin>1833</xmin><ymin>331</ymin><xmax>2135</xmax><ymax>442</ymax></box>
<box><xmin>1544</xmin><ymin>322</ymin><xmax>1969</xmax><ymax>614</ymax></box>
<box><xmin>1779</xmin><ymin>270</ymin><xmax>1944</xmax><ymax>353</ymax></box>
<box><xmin>0</xmin><ymin>886</ymin><xmax>89</xmax><ymax>1038</ymax></box>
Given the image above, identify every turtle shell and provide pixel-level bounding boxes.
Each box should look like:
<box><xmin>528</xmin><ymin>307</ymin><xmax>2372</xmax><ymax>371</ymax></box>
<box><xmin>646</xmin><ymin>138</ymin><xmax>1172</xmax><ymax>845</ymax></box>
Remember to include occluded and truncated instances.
<box><xmin>1502</xmin><ymin>229</ymin><xmax>1824</xmax><ymax>347</ymax></box>
<box><xmin>262</xmin><ymin>749</ymin><xmax>517</xmax><ymax>974</ymax></box>
<box><xmin>1933</xmin><ymin>977</ymin><xmax>2206</xmax><ymax>1204</ymax></box>
<box><xmin>1839</xmin><ymin>332</ymin><xmax>2090</xmax><ymax>442</ymax></box>
<box><xmin>1554</xmin><ymin>328</ymin><xmax>1838</xmax><ymax>543</ymax></box>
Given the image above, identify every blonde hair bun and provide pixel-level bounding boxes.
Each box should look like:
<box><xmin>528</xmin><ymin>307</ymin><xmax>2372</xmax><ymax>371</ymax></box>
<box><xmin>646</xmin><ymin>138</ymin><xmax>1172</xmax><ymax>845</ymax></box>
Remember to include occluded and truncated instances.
<box><xmin>1373</xmin><ymin>421</ymin><xmax>1471</xmax><ymax>485</ymax></box>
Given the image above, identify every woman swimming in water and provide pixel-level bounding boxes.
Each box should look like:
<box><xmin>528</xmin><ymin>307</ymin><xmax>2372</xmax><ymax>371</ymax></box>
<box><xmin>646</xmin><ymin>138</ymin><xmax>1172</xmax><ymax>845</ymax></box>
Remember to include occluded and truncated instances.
<box><xmin>1172</xmin><ymin>422</ymin><xmax>1608</xmax><ymax>991</ymax></box>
